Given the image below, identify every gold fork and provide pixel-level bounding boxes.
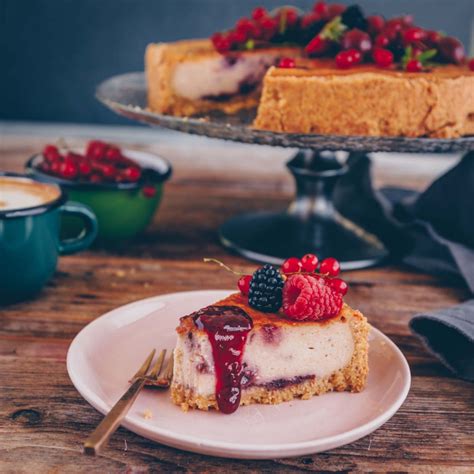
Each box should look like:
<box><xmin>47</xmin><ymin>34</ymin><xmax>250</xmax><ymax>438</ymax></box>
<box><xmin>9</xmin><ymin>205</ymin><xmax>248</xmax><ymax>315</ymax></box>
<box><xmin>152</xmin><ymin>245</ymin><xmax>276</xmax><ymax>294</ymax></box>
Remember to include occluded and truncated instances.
<box><xmin>83</xmin><ymin>348</ymin><xmax>173</xmax><ymax>455</ymax></box>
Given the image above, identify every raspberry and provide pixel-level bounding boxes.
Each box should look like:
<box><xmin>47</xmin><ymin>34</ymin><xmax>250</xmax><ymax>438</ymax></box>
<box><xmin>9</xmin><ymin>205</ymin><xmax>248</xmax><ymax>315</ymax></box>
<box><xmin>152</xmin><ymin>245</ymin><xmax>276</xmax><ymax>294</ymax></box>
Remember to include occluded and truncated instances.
<box><xmin>282</xmin><ymin>274</ymin><xmax>342</xmax><ymax>321</ymax></box>
<box><xmin>248</xmin><ymin>265</ymin><xmax>284</xmax><ymax>312</ymax></box>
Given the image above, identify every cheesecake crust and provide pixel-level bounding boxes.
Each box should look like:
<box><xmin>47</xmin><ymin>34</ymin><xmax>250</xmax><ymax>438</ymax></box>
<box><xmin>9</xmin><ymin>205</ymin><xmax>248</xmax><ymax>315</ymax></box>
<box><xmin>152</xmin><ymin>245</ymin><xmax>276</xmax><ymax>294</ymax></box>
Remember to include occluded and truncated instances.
<box><xmin>171</xmin><ymin>297</ymin><xmax>369</xmax><ymax>412</ymax></box>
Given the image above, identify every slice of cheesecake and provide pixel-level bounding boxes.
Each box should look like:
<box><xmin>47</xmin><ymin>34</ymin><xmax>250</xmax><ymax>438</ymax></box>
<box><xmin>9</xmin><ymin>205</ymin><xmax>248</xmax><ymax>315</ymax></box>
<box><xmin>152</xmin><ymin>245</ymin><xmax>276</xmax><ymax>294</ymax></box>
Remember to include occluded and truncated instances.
<box><xmin>171</xmin><ymin>293</ymin><xmax>369</xmax><ymax>413</ymax></box>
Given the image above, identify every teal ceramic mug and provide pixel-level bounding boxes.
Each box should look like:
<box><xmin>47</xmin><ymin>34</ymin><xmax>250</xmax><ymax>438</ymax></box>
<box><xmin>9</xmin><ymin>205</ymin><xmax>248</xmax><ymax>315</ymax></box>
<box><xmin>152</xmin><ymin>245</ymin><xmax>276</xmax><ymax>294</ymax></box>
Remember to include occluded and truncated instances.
<box><xmin>0</xmin><ymin>173</ymin><xmax>98</xmax><ymax>305</ymax></box>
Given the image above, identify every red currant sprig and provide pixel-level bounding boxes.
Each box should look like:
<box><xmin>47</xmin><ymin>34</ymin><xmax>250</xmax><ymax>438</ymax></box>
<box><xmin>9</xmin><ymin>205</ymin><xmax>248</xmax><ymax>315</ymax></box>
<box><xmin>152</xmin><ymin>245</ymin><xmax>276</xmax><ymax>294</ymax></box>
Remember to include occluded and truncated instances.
<box><xmin>280</xmin><ymin>254</ymin><xmax>347</xmax><ymax>295</ymax></box>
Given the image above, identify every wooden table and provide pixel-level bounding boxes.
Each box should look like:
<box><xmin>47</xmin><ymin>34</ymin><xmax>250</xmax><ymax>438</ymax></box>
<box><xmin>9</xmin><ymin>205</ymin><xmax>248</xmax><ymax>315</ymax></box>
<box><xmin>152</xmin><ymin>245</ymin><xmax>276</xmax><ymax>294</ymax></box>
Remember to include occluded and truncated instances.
<box><xmin>1</xmin><ymin>125</ymin><xmax>473</xmax><ymax>472</ymax></box>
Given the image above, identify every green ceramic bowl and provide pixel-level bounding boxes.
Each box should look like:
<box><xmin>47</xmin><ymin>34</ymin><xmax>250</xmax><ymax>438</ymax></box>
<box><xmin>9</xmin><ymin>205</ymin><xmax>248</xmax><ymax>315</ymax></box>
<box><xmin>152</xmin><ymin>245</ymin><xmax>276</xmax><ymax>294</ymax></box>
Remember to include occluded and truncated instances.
<box><xmin>26</xmin><ymin>149</ymin><xmax>172</xmax><ymax>243</ymax></box>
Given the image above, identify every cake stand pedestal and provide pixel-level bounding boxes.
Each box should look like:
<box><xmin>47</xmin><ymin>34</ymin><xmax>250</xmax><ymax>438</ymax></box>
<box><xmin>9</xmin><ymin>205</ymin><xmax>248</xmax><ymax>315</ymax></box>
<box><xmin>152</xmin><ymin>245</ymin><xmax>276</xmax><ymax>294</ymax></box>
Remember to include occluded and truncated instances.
<box><xmin>96</xmin><ymin>72</ymin><xmax>474</xmax><ymax>269</ymax></box>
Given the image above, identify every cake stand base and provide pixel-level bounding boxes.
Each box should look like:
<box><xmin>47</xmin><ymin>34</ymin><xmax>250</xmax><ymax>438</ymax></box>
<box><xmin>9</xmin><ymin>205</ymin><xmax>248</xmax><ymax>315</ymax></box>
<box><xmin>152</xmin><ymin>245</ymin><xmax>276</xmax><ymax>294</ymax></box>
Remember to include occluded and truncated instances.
<box><xmin>219</xmin><ymin>150</ymin><xmax>389</xmax><ymax>270</ymax></box>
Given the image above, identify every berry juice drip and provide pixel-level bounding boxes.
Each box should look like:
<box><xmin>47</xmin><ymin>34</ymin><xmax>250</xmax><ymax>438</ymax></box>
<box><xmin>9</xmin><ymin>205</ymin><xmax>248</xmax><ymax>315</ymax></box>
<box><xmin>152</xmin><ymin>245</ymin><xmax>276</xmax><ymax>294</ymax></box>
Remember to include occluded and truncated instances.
<box><xmin>193</xmin><ymin>306</ymin><xmax>253</xmax><ymax>414</ymax></box>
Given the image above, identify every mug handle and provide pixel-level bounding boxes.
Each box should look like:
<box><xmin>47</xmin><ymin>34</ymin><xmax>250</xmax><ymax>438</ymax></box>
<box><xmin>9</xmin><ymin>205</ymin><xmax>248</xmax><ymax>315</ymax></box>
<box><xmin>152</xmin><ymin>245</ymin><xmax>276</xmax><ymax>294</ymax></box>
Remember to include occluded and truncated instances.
<box><xmin>58</xmin><ymin>202</ymin><xmax>98</xmax><ymax>255</ymax></box>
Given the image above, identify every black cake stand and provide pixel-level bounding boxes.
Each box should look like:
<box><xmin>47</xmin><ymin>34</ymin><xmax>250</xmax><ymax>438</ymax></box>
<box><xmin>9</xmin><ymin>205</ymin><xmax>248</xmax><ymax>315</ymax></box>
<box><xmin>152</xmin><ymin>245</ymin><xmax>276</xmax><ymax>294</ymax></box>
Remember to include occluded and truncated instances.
<box><xmin>96</xmin><ymin>72</ymin><xmax>474</xmax><ymax>269</ymax></box>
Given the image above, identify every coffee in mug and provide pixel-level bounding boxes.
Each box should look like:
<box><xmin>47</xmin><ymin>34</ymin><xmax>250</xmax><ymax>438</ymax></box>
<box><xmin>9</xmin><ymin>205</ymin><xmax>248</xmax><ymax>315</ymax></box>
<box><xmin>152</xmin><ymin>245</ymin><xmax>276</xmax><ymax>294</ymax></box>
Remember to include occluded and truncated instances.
<box><xmin>0</xmin><ymin>174</ymin><xmax>98</xmax><ymax>305</ymax></box>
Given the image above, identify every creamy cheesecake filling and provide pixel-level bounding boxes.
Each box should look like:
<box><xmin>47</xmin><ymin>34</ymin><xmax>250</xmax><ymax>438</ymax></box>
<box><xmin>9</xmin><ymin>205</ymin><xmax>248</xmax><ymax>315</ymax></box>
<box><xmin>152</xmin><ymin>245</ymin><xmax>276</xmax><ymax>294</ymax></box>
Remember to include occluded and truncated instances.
<box><xmin>171</xmin><ymin>53</ymin><xmax>281</xmax><ymax>101</ymax></box>
<box><xmin>173</xmin><ymin>320</ymin><xmax>355</xmax><ymax>398</ymax></box>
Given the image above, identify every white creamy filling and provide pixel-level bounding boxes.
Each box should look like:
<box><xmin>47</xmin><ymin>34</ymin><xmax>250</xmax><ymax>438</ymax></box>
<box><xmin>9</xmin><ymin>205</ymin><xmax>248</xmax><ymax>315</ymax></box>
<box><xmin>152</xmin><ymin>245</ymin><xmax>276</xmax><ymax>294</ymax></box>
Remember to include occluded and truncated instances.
<box><xmin>174</xmin><ymin>321</ymin><xmax>354</xmax><ymax>398</ymax></box>
<box><xmin>171</xmin><ymin>53</ymin><xmax>281</xmax><ymax>101</ymax></box>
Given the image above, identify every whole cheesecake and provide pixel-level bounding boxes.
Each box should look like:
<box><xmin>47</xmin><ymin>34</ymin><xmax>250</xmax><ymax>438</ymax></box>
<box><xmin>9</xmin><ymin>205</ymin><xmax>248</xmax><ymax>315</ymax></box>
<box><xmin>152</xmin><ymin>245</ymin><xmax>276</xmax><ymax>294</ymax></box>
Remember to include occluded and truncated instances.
<box><xmin>145</xmin><ymin>3</ymin><xmax>474</xmax><ymax>138</ymax></box>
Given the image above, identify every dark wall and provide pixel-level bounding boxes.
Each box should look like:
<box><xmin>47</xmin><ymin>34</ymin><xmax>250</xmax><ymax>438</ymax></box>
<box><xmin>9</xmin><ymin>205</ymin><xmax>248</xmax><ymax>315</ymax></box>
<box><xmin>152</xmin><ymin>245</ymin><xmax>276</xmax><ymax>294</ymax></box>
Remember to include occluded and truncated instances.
<box><xmin>2</xmin><ymin>0</ymin><xmax>473</xmax><ymax>124</ymax></box>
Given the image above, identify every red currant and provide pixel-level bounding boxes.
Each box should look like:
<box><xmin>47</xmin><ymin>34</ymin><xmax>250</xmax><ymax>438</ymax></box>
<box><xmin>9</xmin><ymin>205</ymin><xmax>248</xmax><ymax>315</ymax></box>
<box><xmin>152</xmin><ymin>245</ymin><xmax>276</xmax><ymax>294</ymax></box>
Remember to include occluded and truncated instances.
<box><xmin>259</xmin><ymin>16</ymin><xmax>278</xmax><ymax>40</ymax></box>
<box><xmin>86</xmin><ymin>140</ymin><xmax>105</xmax><ymax>158</ymax></box>
<box><xmin>228</xmin><ymin>29</ymin><xmax>247</xmax><ymax>45</ymax></box>
<box><xmin>406</xmin><ymin>59</ymin><xmax>423</xmax><ymax>72</ymax></box>
<box><xmin>341</xmin><ymin>29</ymin><xmax>372</xmax><ymax>54</ymax></box>
<box><xmin>375</xmin><ymin>33</ymin><xmax>390</xmax><ymax>48</ymax></box>
<box><xmin>237</xmin><ymin>275</ymin><xmax>252</xmax><ymax>295</ymax></box>
<box><xmin>43</xmin><ymin>145</ymin><xmax>61</xmax><ymax>162</ymax></box>
<box><xmin>78</xmin><ymin>159</ymin><xmax>92</xmax><ymax>177</ymax></box>
<box><xmin>330</xmin><ymin>278</ymin><xmax>348</xmax><ymax>296</ymax></box>
<box><xmin>142</xmin><ymin>185</ymin><xmax>157</xmax><ymax>198</ymax></box>
<box><xmin>425</xmin><ymin>30</ymin><xmax>442</xmax><ymax>47</ymax></box>
<box><xmin>100</xmin><ymin>164</ymin><xmax>117</xmax><ymax>180</ymax></box>
<box><xmin>335</xmin><ymin>49</ymin><xmax>361</xmax><ymax>69</ymax></box>
<box><xmin>327</xmin><ymin>4</ymin><xmax>345</xmax><ymax>18</ymax></box>
<box><xmin>438</xmin><ymin>36</ymin><xmax>465</xmax><ymax>64</ymax></box>
<box><xmin>50</xmin><ymin>161</ymin><xmax>62</xmax><ymax>175</ymax></box>
<box><xmin>281</xmin><ymin>257</ymin><xmax>302</xmax><ymax>275</ymax></box>
<box><xmin>301</xmin><ymin>12</ymin><xmax>320</xmax><ymax>29</ymax></box>
<box><xmin>402</xmin><ymin>27</ymin><xmax>426</xmax><ymax>46</ymax></box>
<box><xmin>373</xmin><ymin>48</ymin><xmax>394</xmax><ymax>68</ymax></box>
<box><xmin>384</xmin><ymin>18</ymin><xmax>404</xmax><ymax>32</ymax></box>
<box><xmin>313</xmin><ymin>1</ymin><xmax>328</xmax><ymax>18</ymax></box>
<box><xmin>122</xmin><ymin>166</ymin><xmax>141</xmax><ymax>182</ymax></box>
<box><xmin>305</xmin><ymin>35</ymin><xmax>329</xmax><ymax>56</ymax></box>
<box><xmin>252</xmin><ymin>7</ymin><xmax>267</xmax><ymax>21</ymax></box>
<box><xmin>278</xmin><ymin>57</ymin><xmax>296</xmax><ymax>68</ymax></box>
<box><xmin>469</xmin><ymin>58</ymin><xmax>474</xmax><ymax>71</ymax></box>
<box><xmin>367</xmin><ymin>15</ymin><xmax>385</xmax><ymax>35</ymax></box>
<box><xmin>59</xmin><ymin>161</ymin><xmax>78</xmax><ymax>180</ymax></box>
<box><xmin>301</xmin><ymin>254</ymin><xmax>319</xmax><ymax>272</ymax></box>
<box><xmin>211</xmin><ymin>32</ymin><xmax>232</xmax><ymax>53</ymax></box>
<box><xmin>319</xmin><ymin>257</ymin><xmax>340</xmax><ymax>276</ymax></box>
<box><xmin>105</xmin><ymin>147</ymin><xmax>121</xmax><ymax>161</ymax></box>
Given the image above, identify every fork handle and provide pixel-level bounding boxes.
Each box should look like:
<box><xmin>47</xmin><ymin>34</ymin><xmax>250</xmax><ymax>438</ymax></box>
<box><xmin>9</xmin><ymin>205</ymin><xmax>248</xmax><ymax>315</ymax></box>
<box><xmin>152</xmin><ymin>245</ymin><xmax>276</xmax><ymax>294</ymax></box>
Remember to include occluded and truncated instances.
<box><xmin>84</xmin><ymin>378</ymin><xmax>146</xmax><ymax>455</ymax></box>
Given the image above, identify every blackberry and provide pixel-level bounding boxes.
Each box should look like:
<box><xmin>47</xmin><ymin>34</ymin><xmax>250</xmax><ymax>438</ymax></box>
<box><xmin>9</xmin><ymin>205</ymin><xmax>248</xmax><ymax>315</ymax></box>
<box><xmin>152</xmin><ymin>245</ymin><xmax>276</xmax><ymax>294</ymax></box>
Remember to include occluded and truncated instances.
<box><xmin>248</xmin><ymin>265</ymin><xmax>284</xmax><ymax>312</ymax></box>
<box><xmin>341</xmin><ymin>5</ymin><xmax>368</xmax><ymax>31</ymax></box>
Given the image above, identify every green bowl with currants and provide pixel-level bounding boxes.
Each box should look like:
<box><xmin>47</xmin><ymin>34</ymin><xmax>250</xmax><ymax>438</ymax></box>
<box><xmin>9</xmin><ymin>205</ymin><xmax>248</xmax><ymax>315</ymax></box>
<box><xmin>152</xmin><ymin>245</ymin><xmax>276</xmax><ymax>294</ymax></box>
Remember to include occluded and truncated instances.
<box><xmin>26</xmin><ymin>141</ymin><xmax>172</xmax><ymax>244</ymax></box>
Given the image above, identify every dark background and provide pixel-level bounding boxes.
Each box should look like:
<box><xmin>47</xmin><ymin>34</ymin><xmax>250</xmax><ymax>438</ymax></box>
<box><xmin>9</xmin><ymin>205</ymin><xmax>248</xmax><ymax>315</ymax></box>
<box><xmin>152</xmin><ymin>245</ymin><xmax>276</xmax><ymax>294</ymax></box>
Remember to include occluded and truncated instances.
<box><xmin>2</xmin><ymin>0</ymin><xmax>473</xmax><ymax>124</ymax></box>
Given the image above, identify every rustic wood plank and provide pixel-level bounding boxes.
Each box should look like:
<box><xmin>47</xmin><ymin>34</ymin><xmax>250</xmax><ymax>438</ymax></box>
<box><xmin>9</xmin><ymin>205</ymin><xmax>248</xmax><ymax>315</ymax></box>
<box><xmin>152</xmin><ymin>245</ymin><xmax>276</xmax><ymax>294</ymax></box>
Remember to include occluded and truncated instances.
<box><xmin>0</xmin><ymin>130</ymin><xmax>472</xmax><ymax>472</ymax></box>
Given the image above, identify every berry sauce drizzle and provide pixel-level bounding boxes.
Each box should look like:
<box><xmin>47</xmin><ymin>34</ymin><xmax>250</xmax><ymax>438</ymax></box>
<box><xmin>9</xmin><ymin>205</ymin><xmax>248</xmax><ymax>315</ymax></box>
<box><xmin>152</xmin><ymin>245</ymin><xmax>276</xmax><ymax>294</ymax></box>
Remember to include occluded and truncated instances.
<box><xmin>193</xmin><ymin>305</ymin><xmax>253</xmax><ymax>414</ymax></box>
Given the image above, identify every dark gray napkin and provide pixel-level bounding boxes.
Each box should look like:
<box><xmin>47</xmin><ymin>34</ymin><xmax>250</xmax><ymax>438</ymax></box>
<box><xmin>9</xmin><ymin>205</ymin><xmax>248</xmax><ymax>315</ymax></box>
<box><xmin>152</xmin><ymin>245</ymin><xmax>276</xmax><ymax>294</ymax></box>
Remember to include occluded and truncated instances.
<box><xmin>334</xmin><ymin>151</ymin><xmax>474</xmax><ymax>381</ymax></box>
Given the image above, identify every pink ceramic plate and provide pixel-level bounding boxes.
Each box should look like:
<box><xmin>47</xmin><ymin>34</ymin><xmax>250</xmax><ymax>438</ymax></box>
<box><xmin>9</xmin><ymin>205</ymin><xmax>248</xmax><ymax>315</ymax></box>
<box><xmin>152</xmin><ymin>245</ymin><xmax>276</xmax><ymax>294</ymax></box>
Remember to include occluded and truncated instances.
<box><xmin>67</xmin><ymin>290</ymin><xmax>411</xmax><ymax>459</ymax></box>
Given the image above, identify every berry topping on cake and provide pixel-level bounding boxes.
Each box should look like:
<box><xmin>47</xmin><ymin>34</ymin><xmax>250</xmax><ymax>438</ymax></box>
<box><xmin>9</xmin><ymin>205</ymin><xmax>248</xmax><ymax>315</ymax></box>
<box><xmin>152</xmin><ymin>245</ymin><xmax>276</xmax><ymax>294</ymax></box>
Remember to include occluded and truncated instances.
<box><xmin>469</xmin><ymin>58</ymin><xmax>474</xmax><ymax>71</ymax></box>
<box><xmin>248</xmin><ymin>264</ymin><xmax>284</xmax><ymax>312</ymax></box>
<box><xmin>282</xmin><ymin>274</ymin><xmax>343</xmax><ymax>321</ymax></box>
<box><xmin>209</xmin><ymin>2</ymin><xmax>467</xmax><ymax>71</ymax></box>
<box><xmin>278</xmin><ymin>57</ymin><xmax>296</xmax><ymax>68</ymax></box>
<box><xmin>373</xmin><ymin>47</ymin><xmax>394</xmax><ymax>68</ymax></box>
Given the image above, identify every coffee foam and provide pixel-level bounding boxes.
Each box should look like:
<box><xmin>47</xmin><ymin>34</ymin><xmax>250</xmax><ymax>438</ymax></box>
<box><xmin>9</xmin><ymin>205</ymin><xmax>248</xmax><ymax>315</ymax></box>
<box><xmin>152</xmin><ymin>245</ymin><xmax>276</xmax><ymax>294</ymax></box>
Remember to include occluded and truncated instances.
<box><xmin>0</xmin><ymin>177</ymin><xmax>61</xmax><ymax>212</ymax></box>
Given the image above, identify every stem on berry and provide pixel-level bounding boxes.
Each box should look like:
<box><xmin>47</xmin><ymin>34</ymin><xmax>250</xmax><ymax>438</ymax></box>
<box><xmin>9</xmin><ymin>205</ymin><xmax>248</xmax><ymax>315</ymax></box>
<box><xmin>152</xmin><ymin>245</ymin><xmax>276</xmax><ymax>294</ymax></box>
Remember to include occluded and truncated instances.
<box><xmin>203</xmin><ymin>258</ymin><xmax>245</xmax><ymax>276</ymax></box>
<box><xmin>56</xmin><ymin>137</ymin><xmax>70</xmax><ymax>153</ymax></box>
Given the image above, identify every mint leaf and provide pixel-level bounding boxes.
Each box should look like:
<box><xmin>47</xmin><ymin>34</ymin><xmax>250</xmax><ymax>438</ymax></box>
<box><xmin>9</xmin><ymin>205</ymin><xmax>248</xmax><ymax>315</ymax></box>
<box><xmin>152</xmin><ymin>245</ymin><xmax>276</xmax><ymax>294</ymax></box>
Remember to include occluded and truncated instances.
<box><xmin>320</xmin><ymin>16</ymin><xmax>347</xmax><ymax>42</ymax></box>
<box><xmin>418</xmin><ymin>49</ymin><xmax>437</xmax><ymax>64</ymax></box>
<box><xmin>279</xmin><ymin>9</ymin><xmax>288</xmax><ymax>34</ymax></box>
<box><xmin>401</xmin><ymin>46</ymin><xmax>413</xmax><ymax>69</ymax></box>
<box><xmin>245</xmin><ymin>39</ymin><xmax>255</xmax><ymax>50</ymax></box>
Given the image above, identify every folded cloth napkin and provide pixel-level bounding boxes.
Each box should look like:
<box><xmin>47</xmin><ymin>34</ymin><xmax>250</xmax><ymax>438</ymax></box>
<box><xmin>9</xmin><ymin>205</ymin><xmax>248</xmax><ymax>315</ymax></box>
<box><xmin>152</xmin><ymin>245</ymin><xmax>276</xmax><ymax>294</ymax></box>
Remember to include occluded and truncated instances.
<box><xmin>333</xmin><ymin>151</ymin><xmax>474</xmax><ymax>381</ymax></box>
